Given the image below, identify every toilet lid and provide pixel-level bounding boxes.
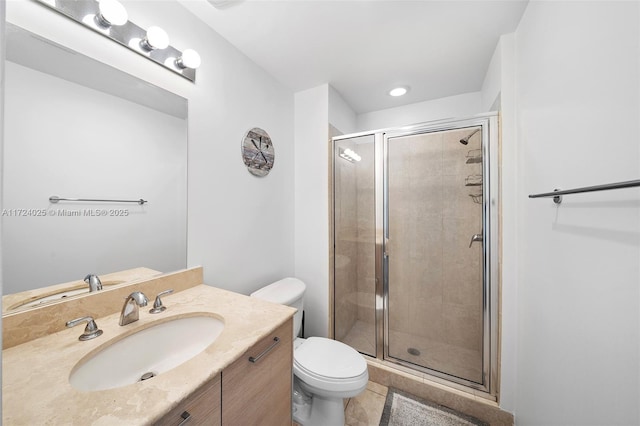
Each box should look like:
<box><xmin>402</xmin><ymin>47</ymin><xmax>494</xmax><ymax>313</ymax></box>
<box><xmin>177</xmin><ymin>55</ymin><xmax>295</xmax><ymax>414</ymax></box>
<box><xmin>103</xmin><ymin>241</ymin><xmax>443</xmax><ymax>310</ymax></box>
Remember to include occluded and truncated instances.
<box><xmin>294</xmin><ymin>337</ymin><xmax>367</xmax><ymax>380</ymax></box>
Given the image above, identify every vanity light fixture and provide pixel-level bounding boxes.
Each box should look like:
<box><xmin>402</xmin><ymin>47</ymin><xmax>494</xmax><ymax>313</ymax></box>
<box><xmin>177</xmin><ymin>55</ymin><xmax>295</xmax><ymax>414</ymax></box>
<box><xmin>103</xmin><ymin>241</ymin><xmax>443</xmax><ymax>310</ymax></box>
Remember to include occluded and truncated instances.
<box><xmin>389</xmin><ymin>86</ymin><xmax>409</xmax><ymax>97</ymax></box>
<box><xmin>175</xmin><ymin>49</ymin><xmax>202</xmax><ymax>70</ymax></box>
<box><xmin>140</xmin><ymin>26</ymin><xmax>170</xmax><ymax>51</ymax></box>
<box><xmin>339</xmin><ymin>148</ymin><xmax>361</xmax><ymax>163</ymax></box>
<box><xmin>34</xmin><ymin>0</ymin><xmax>199</xmax><ymax>82</ymax></box>
<box><xmin>95</xmin><ymin>0</ymin><xmax>128</xmax><ymax>28</ymax></box>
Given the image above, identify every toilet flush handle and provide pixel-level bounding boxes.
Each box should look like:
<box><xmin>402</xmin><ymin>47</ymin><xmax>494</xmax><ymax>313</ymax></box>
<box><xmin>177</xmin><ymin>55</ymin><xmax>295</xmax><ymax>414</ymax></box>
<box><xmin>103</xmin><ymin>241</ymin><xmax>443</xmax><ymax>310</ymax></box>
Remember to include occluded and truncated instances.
<box><xmin>249</xmin><ymin>337</ymin><xmax>281</xmax><ymax>363</ymax></box>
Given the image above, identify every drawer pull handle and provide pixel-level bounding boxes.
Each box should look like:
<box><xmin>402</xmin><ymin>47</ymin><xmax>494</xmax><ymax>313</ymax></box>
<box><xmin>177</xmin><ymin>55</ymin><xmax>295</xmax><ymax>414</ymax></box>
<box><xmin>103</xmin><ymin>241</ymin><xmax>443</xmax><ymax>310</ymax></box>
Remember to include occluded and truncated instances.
<box><xmin>248</xmin><ymin>337</ymin><xmax>280</xmax><ymax>363</ymax></box>
<box><xmin>178</xmin><ymin>410</ymin><xmax>191</xmax><ymax>425</ymax></box>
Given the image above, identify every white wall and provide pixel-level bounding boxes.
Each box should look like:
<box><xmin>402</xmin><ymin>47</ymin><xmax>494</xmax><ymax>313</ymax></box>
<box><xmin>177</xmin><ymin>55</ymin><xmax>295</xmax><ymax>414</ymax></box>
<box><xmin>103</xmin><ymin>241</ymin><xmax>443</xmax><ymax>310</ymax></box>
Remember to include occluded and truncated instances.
<box><xmin>498</xmin><ymin>33</ymin><xmax>519</xmax><ymax>415</ymax></box>
<box><xmin>480</xmin><ymin>32</ymin><xmax>519</xmax><ymax>414</ymax></box>
<box><xmin>3</xmin><ymin>61</ymin><xmax>186</xmax><ymax>293</ymax></box>
<box><xmin>514</xmin><ymin>1</ymin><xmax>640</xmax><ymax>424</ymax></box>
<box><xmin>355</xmin><ymin>91</ymin><xmax>483</xmax><ymax>132</ymax></box>
<box><xmin>294</xmin><ymin>84</ymin><xmax>330</xmax><ymax>337</ymax></box>
<box><xmin>5</xmin><ymin>0</ymin><xmax>295</xmax><ymax>296</ymax></box>
<box><xmin>480</xmin><ymin>38</ymin><xmax>502</xmax><ymax>113</ymax></box>
<box><xmin>1</xmin><ymin>0</ymin><xmax>6</xmax><ymax>399</ymax></box>
<box><xmin>293</xmin><ymin>83</ymin><xmax>362</xmax><ymax>338</ymax></box>
<box><xmin>329</xmin><ymin>85</ymin><xmax>357</xmax><ymax>135</ymax></box>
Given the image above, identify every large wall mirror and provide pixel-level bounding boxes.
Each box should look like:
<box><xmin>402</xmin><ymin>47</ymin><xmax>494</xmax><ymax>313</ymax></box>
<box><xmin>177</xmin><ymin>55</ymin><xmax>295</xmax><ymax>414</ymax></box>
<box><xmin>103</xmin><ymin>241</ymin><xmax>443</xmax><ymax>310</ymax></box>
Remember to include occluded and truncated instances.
<box><xmin>2</xmin><ymin>23</ymin><xmax>188</xmax><ymax>309</ymax></box>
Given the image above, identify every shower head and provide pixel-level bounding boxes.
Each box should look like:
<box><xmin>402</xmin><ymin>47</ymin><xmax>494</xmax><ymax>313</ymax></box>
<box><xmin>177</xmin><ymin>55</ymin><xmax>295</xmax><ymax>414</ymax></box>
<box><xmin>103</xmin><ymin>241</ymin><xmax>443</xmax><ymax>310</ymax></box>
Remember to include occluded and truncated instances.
<box><xmin>459</xmin><ymin>128</ymin><xmax>480</xmax><ymax>145</ymax></box>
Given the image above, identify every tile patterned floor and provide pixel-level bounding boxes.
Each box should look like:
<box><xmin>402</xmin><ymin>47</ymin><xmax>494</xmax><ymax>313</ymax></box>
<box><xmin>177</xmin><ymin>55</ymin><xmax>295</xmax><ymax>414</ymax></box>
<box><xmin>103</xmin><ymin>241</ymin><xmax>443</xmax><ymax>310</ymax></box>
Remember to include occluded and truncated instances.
<box><xmin>344</xmin><ymin>381</ymin><xmax>389</xmax><ymax>426</ymax></box>
<box><xmin>293</xmin><ymin>381</ymin><xmax>387</xmax><ymax>426</ymax></box>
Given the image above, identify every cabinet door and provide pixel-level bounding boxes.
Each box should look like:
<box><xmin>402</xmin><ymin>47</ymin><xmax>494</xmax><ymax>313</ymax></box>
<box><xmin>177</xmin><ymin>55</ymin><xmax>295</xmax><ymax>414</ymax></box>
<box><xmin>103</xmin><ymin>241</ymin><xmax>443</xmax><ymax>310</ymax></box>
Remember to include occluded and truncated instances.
<box><xmin>222</xmin><ymin>319</ymin><xmax>293</xmax><ymax>426</ymax></box>
<box><xmin>155</xmin><ymin>374</ymin><xmax>221</xmax><ymax>426</ymax></box>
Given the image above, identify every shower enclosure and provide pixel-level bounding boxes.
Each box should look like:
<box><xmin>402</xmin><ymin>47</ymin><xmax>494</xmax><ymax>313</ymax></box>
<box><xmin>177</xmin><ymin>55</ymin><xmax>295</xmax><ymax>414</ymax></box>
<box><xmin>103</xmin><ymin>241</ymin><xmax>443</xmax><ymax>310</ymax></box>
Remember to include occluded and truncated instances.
<box><xmin>332</xmin><ymin>114</ymin><xmax>498</xmax><ymax>397</ymax></box>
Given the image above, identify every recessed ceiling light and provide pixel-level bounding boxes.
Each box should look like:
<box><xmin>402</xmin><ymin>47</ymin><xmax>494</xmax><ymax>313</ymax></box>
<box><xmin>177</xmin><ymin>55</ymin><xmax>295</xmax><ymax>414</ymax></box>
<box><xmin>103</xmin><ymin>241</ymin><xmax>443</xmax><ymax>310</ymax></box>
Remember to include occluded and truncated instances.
<box><xmin>389</xmin><ymin>87</ymin><xmax>408</xmax><ymax>97</ymax></box>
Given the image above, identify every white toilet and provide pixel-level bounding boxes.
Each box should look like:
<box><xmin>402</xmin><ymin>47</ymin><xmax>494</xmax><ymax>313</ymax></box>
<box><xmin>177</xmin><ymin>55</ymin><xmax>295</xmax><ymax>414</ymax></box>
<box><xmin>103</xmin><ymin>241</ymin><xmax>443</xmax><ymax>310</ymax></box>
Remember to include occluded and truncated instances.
<box><xmin>251</xmin><ymin>278</ymin><xmax>368</xmax><ymax>426</ymax></box>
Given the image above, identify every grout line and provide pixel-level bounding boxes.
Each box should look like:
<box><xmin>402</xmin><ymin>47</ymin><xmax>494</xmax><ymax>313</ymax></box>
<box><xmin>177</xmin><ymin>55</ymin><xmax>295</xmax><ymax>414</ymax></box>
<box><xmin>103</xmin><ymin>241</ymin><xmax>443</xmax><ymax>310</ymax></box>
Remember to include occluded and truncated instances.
<box><xmin>368</xmin><ymin>387</ymin><xmax>389</xmax><ymax>397</ymax></box>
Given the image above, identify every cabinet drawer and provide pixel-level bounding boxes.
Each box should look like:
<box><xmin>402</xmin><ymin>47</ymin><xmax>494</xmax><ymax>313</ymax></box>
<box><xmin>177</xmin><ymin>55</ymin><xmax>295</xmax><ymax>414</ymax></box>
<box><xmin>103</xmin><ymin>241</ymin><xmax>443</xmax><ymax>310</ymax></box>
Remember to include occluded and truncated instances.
<box><xmin>222</xmin><ymin>319</ymin><xmax>293</xmax><ymax>426</ymax></box>
<box><xmin>155</xmin><ymin>374</ymin><xmax>221</xmax><ymax>426</ymax></box>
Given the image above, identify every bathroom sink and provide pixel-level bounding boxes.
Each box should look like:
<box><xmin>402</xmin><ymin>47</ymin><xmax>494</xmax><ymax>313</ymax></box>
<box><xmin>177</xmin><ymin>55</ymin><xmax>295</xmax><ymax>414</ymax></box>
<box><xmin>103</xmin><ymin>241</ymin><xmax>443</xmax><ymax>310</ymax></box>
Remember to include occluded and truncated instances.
<box><xmin>9</xmin><ymin>280</ymin><xmax>125</xmax><ymax>311</ymax></box>
<box><xmin>69</xmin><ymin>315</ymin><xmax>224</xmax><ymax>391</ymax></box>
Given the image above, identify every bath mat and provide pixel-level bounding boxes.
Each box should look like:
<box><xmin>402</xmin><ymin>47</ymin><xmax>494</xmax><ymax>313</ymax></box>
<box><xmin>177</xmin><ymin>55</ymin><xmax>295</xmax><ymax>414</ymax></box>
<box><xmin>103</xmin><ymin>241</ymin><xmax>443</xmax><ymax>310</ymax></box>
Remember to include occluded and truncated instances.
<box><xmin>379</xmin><ymin>388</ymin><xmax>487</xmax><ymax>426</ymax></box>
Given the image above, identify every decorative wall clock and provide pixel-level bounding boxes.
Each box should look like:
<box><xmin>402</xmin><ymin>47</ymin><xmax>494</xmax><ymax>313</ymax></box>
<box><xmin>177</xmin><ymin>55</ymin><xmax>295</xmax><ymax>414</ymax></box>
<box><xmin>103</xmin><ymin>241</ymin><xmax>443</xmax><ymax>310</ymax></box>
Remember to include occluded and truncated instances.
<box><xmin>241</xmin><ymin>127</ymin><xmax>274</xmax><ymax>177</ymax></box>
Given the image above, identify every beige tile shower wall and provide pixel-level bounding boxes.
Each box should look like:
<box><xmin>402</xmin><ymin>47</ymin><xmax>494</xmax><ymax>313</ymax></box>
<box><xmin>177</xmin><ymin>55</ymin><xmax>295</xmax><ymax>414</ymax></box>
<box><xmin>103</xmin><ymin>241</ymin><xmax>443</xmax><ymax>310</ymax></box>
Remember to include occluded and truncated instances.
<box><xmin>334</xmin><ymin>140</ymin><xmax>359</xmax><ymax>341</ymax></box>
<box><xmin>389</xmin><ymin>132</ymin><xmax>445</xmax><ymax>343</ymax></box>
<box><xmin>355</xmin><ymin>142</ymin><xmax>376</xmax><ymax>327</ymax></box>
<box><xmin>387</xmin><ymin>127</ymin><xmax>483</xmax><ymax>382</ymax></box>
<box><xmin>442</xmin><ymin>128</ymin><xmax>483</xmax><ymax>353</ymax></box>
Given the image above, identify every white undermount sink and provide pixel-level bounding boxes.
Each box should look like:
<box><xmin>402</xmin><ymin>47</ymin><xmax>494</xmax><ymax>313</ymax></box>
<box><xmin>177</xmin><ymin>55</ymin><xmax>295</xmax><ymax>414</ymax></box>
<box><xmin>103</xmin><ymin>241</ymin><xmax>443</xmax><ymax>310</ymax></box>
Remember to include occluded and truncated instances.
<box><xmin>69</xmin><ymin>315</ymin><xmax>224</xmax><ymax>391</ymax></box>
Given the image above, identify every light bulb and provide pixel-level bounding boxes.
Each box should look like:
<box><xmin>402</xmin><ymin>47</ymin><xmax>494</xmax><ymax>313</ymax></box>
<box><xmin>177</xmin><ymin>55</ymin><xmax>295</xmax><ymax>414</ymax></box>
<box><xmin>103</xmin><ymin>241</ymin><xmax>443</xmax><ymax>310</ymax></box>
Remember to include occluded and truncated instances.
<box><xmin>389</xmin><ymin>87</ymin><xmax>408</xmax><ymax>97</ymax></box>
<box><xmin>141</xmin><ymin>26</ymin><xmax>170</xmax><ymax>50</ymax></box>
<box><xmin>176</xmin><ymin>49</ymin><xmax>201</xmax><ymax>69</ymax></box>
<box><xmin>96</xmin><ymin>0</ymin><xmax>128</xmax><ymax>27</ymax></box>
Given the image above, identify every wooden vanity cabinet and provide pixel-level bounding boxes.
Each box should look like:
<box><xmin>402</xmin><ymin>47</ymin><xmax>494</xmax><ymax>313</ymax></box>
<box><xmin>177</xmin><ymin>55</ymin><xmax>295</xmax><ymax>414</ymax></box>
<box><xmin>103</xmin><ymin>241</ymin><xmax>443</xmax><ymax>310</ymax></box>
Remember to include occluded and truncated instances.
<box><xmin>221</xmin><ymin>319</ymin><xmax>293</xmax><ymax>426</ymax></box>
<box><xmin>154</xmin><ymin>319</ymin><xmax>293</xmax><ymax>426</ymax></box>
<box><xmin>154</xmin><ymin>374</ymin><xmax>221</xmax><ymax>426</ymax></box>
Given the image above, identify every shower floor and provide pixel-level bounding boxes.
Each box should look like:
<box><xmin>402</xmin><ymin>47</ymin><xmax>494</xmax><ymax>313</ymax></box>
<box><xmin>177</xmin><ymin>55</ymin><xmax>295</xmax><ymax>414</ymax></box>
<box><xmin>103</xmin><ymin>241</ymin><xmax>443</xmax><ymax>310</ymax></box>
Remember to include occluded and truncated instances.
<box><xmin>341</xmin><ymin>320</ymin><xmax>483</xmax><ymax>384</ymax></box>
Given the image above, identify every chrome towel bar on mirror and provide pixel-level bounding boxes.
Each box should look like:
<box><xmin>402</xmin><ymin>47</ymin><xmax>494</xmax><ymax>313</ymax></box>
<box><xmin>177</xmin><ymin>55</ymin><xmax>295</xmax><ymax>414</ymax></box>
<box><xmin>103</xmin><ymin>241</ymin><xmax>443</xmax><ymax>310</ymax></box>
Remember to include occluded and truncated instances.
<box><xmin>528</xmin><ymin>179</ymin><xmax>640</xmax><ymax>204</ymax></box>
<box><xmin>49</xmin><ymin>196</ymin><xmax>147</xmax><ymax>205</ymax></box>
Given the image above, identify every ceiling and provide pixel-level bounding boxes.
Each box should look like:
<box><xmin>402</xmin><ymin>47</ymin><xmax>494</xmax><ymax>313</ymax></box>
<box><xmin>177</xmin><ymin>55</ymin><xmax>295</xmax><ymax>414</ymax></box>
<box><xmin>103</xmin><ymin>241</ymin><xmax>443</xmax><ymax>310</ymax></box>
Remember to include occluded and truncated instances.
<box><xmin>179</xmin><ymin>0</ymin><xmax>529</xmax><ymax>114</ymax></box>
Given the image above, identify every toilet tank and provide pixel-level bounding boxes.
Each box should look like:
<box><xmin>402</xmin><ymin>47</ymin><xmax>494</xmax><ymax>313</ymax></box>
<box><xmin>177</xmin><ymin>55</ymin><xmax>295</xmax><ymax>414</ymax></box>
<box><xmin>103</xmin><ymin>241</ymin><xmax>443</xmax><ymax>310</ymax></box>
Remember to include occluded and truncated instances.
<box><xmin>250</xmin><ymin>278</ymin><xmax>305</xmax><ymax>338</ymax></box>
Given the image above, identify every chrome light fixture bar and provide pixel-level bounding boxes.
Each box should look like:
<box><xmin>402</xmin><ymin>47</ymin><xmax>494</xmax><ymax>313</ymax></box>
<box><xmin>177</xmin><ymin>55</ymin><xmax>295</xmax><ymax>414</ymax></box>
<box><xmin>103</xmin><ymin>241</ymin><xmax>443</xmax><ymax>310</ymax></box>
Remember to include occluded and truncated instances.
<box><xmin>339</xmin><ymin>148</ymin><xmax>361</xmax><ymax>163</ymax></box>
<box><xmin>35</xmin><ymin>0</ymin><xmax>199</xmax><ymax>82</ymax></box>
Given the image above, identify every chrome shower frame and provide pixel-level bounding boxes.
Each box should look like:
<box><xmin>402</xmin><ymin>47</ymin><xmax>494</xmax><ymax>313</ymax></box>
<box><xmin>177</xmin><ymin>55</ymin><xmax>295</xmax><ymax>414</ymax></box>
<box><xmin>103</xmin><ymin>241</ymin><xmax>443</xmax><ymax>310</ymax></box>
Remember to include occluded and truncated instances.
<box><xmin>331</xmin><ymin>113</ymin><xmax>500</xmax><ymax>400</ymax></box>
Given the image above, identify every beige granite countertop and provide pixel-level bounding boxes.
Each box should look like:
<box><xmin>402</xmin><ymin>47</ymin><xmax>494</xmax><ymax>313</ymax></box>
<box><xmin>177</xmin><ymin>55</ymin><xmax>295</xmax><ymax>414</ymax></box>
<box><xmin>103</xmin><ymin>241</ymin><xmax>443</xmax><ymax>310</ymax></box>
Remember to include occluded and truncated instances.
<box><xmin>2</xmin><ymin>267</ymin><xmax>162</xmax><ymax>313</ymax></box>
<box><xmin>2</xmin><ymin>283</ymin><xmax>296</xmax><ymax>425</ymax></box>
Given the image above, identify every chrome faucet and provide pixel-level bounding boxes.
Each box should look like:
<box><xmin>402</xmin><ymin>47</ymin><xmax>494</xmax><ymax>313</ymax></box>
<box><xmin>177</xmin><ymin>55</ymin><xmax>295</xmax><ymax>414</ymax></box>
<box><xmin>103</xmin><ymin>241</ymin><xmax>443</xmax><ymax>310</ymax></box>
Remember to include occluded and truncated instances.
<box><xmin>84</xmin><ymin>274</ymin><xmax>103</xmax><ymax>292</ymax></box>
<box><xmin>119</xmin><ymin>291</ymin><xmax>149</xmax><ymax>326</ymax></box>
<box><xmin>469</xmin><ymin>233</ymin><xmax>483</xmax><ymax>248</ymax></box>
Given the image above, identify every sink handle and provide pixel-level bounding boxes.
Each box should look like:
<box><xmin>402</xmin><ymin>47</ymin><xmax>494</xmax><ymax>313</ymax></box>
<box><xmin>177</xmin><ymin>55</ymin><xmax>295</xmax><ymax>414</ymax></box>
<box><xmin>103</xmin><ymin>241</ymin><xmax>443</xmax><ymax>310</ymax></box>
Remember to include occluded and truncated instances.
<box><xmin>149</xmin><ymin>289</ymin><xmax>174</xmax><ymax>314</ymax></box>
<box><xmin>66</xmin><ymin>316</ymin><xmax>103</xmax><ymax>341</ymax></box>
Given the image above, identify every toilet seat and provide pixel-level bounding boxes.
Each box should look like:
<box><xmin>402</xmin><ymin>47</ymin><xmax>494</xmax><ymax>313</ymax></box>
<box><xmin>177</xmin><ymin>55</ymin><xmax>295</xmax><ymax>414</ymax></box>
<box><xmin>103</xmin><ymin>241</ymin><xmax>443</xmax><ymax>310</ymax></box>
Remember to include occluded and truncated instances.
<box><xmin>294</xmin><ymin>337</ymin><xmax>368</xmax><ymax>393</ymax></box>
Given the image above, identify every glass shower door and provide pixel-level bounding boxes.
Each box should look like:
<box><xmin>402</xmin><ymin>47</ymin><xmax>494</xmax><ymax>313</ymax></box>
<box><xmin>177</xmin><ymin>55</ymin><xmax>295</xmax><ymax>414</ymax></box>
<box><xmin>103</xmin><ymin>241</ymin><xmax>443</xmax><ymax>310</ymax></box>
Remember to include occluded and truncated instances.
<box><xmin>385</xmin><ymin>126</ymin><xmax>485</xmax><ymax>384</ymax></box>
<box><xmin>333</xmin><ymin>134</ymin><xmax>377</xmax><ymax>357</ymax></box>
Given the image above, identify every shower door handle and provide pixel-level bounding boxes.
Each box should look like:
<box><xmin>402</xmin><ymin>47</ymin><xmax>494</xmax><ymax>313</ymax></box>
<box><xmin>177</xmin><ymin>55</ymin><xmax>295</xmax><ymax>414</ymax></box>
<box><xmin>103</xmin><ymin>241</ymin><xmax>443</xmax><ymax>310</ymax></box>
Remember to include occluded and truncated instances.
<box><xmin>469</xmin><ymin>233</ymin><xmax>483</xmax><ymax>248</ymax></box>
<box><xmin>383</xmin><ymin>237</ymin><xmax>390</xmax><ymax>258</ymax></box>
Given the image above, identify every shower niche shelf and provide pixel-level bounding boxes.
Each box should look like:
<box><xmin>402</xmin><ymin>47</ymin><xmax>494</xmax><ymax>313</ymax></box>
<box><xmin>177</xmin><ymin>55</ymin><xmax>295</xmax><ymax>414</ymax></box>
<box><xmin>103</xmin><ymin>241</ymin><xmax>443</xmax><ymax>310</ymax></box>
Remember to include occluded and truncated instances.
<box><xmin>465</xmin><ymin>149</ymin><xmax>482</xmax><ymax>164</ymax></box>
<box><xmin>465</xmin><ymin>175</ymin><xmax>483</xmax><ymax>187</ymax></box>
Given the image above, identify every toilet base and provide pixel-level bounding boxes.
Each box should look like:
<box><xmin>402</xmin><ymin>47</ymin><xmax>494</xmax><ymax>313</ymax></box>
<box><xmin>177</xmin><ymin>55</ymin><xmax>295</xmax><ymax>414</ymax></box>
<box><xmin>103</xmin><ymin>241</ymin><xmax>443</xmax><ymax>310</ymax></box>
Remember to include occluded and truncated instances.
<box><xmin>292</xmin><ymin>357</ymin><xmax>368</xmax><ymax>425</ymax></box>
<box><xmin>293</xmin><ymin>392</ymin><xmax>345</xmax><ymax>426</ymax></box>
